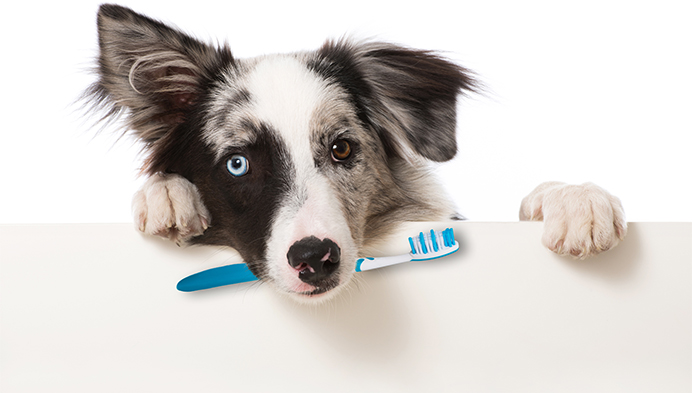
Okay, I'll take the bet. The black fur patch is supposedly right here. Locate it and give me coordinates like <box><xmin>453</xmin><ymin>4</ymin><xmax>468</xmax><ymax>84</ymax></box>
<box><xmin>169</xmin><ymin>120</ymin><xmax>295</xmax><ymax>279</ymax></box>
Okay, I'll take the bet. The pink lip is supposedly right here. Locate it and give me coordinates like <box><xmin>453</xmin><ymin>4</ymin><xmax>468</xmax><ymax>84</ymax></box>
<box><xmin>288</xmin><ymin>279</ymin><xmax>337</xmax><ymax>297</ymax></box>
<box><xmin>290</xmin><ymin>281</ymin><xmax>318</xmax><ymax>294</ymax></box>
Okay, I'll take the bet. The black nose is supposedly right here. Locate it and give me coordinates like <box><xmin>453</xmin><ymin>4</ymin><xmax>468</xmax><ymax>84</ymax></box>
<box><xmin>287</xmin><ymin>237</ymin><xmax>341</xmax><ymax>284</ymax></box>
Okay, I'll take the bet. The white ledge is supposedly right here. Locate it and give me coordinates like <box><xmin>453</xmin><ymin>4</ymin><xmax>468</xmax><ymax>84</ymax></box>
<box><xmin>1</xmin><ymin>222</ymin><xmax>690</xmax><ymax>392</ymax></box>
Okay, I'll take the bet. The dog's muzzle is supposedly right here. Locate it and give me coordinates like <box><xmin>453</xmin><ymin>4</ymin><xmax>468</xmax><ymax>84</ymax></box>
<box><xmin>287</xmin><ymin>236</ymin><xmax>341</xmax><ymax>285</ymax></box>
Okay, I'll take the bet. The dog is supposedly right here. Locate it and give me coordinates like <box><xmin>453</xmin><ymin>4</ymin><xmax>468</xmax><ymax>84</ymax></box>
<box><xmin>86</xmin><ymin>4</ymin><xmax>627</xmax><ymax>302</ymax></box>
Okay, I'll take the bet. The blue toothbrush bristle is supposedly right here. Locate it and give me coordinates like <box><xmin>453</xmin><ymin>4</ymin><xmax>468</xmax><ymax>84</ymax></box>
<box><xmin>419</xmin><ymin>232</ymin><xmax>428</xmax><ymax>253</ymax></box>
<box><xmin>431</xmin><ymin>229</ymin><xmax>439</xmax><ymax>252</ymax></box>
<box><xmin>408</xmin><ymin>228</ymin><xmax>456</xmax><ymax>255</ymax></box>
<box><xmin>409</xmin><ymin>237</ymin><xmax>416</xmax><ymax>254</ymax></box>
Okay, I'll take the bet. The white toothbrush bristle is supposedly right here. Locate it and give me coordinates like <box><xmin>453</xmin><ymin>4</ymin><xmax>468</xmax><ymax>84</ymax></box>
<box><xmin>408</xmin><ymin>228</ymin><xmax>456</xmax><ymax>255</ymax></box>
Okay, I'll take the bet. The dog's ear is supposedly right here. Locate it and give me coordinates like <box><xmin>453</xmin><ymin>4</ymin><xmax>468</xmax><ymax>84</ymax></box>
<box><xmin>314</xmin><ymin>40</ymin><xmax>477</xmax><ymax>162</ymax></box>
<box><xmin>86</xmin><ymin>4</ymin><xmax>234</xmax><ymax>145</ymax></box>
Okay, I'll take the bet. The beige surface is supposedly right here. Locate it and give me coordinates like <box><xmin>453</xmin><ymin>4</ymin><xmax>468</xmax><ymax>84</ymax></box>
<box><xmin>1</xmin><ymin>222</ymin><xmax>690</xmax><ymax>392</ymax></box>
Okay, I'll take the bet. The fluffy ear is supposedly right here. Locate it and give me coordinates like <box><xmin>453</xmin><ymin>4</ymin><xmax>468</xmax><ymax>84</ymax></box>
<box><xmin>85</xmin><ymin>4</ymin><xmax>234</xmax><ymax>145</ymax></box>
<box><xmin>313</xmin><ymin>40</ymin><xmax>477</xmax><ymax>162</ymax></box>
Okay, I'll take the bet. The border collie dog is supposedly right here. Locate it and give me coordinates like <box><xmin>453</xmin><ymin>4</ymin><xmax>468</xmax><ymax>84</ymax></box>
<box><xmin>87</xmin><ymin>4</ymin><xmax>627</xmax><ymax>302</ymax></box>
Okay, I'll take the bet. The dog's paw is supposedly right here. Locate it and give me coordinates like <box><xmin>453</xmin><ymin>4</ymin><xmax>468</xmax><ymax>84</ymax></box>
<box><xmin>132</xmin><ymin>173</ymin><xmax>211</xmax><ymax>245</ymax></box>
<box><xmin>520</xmin><ymin>181</ymin><xmax>627</xmax><ymax>258</ymax></box>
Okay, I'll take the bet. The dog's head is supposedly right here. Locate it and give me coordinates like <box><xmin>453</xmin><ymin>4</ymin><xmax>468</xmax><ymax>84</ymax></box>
<box><xmin>88</xmin><ymin>4</ymin><xmax>475</xmax><ymax>302</ymax></box>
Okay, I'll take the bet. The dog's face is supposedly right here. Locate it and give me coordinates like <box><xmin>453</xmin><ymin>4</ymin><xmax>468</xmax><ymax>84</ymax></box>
<box><xmin>88</xmin><ymin>5</ymin><xmax>474</xmax><ymax>302</ymax></box>
<box><xmin>196</xmin><ymin>56</ymin><xmax>383</xmax><ymax>298</ymax></box>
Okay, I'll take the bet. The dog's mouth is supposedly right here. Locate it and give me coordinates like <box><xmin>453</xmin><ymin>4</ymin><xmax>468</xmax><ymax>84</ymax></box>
<box><xmin>296</xmin><ymin>280</ymin><xmax>340</xmax><ymax>297</ymax></box>
<box><xmin>262</xmin><ymin>231</ymin><xmax>357</xmax><ymax>302</ymax></box>
<box><xmin>289</xmin><ymin>275</ymin><xmax>342</xmax><ymax>299</ymax></box>
<box><xmin>297</xmin><ymin>288</ymin><xmax>330</xmax><ymax>297</ymax></box>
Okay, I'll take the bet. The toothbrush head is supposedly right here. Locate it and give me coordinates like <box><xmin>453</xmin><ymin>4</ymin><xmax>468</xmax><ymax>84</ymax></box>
<box><xmin>408</xmin><ymin>228</ymin><xmax>459</xmax><ymax>261</ymax></box>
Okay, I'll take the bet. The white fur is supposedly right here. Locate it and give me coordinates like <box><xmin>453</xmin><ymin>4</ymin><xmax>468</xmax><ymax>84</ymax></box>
<box><xmin>244</xmin><ymin>56</ymin><xmax>358</xmax><ymax>301</ymax></box>
<box><xmin>264</xmin><ymin>174</ymin><xmax>357</xmax><ymax>302</ymax></box>
<box><xmin>132</xmin><ymin>173</ymin><xmax>210</xmax><ymax>245</ymax></box>
<box><xmin>202</xmin><ymin>55</ymin><xmax>331</xmax><ymax>161</ymax></box>
<box><xmin>520</xmin><ymin>181</ymin><xmax>627</xmax><ymax>258</ymax></box>
<box><xmin>246</xmin><ymin>56</ymin><xmax>326</xmax><ymax>144</ymax></box>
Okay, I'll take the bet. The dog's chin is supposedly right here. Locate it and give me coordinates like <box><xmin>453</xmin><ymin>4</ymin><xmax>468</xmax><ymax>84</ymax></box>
<box><xmin>281</xmin><ymin>273</ymin><xmax>353</xmax><ymax>305</ymax></box>
<box><xmin>282</xmin><ymin>279</ymin><xmax>344</xmax><ymax>304</ymax></box>
<box><xmin>287</xmin><ymin>286</ymin><xmax>342</xmax><ymax>304</ymax></box>
<box><xmin>269</xmin><ymin>262</ymin><xmax>356</xmax><ymax>304</ymax></box>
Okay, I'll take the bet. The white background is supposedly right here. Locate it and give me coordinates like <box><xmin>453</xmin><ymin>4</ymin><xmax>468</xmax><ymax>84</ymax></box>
<box><xmin>1</xmin><ymin>0</ymin><xmax>690</xmax><ymax>223</ymax></box>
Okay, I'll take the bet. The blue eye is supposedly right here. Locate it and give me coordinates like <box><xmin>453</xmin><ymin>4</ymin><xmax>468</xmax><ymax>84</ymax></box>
<box><xmin>226</xmin><ymin>155</ymin><xmax>249</xmax><ymax>177</ymax></box>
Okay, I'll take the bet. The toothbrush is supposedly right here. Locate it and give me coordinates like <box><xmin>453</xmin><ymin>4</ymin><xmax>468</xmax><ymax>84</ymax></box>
<box><xmin>177</xmin><ymin>228</ymin><xmax>459</xmax><ymax>292</ymax></box>
<box><xmin>355</xmin><ymin>227</ymin><xmax>458</xmax><ymax>272</ymax></box>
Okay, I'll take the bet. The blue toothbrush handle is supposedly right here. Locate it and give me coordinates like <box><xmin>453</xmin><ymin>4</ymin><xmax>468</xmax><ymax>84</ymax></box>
<box><xmin>176</xmin><ymin>263</ymin><xmax>259</xmax><ymax>292</ymax></box>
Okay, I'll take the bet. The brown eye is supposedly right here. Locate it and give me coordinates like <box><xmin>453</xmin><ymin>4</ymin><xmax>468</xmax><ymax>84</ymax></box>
<box><xmin>331</xmin><ymin>139</ymin><xmax>352</xmax><ymax>161</ymax></box>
